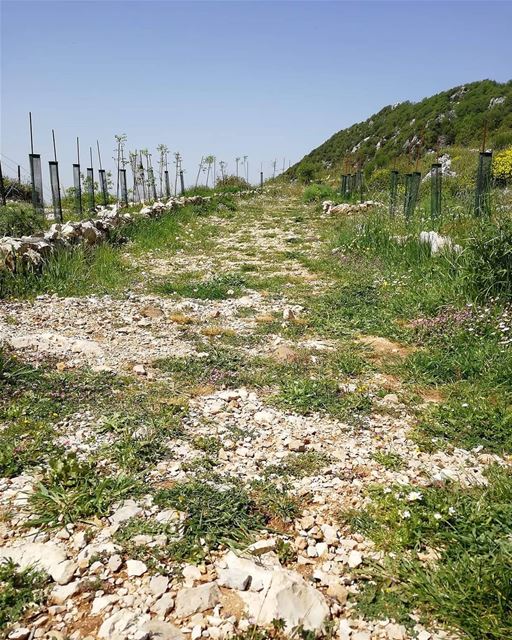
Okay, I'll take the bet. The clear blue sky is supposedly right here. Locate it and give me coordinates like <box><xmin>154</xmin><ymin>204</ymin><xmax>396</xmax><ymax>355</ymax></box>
<box><xmin>1</xmin><ymin>0</ymin><xmax>511</xmax><ymax>190</ymax></box>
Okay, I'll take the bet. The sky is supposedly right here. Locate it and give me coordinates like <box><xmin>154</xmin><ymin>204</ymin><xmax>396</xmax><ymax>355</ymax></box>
<box><xmin>1</xmin><ymin>0</ymin><xmax>512</xmax><ymax>192</ymax></box>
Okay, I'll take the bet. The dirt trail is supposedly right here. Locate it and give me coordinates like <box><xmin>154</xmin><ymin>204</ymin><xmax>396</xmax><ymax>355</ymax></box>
<box><xmin>0</xmin><ymin>192</ymin><xmax>495</xmax><ymax>640</ymax></box>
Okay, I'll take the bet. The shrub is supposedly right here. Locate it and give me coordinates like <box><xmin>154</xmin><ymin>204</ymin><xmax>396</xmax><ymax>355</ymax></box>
<box><xmin>492</xmin><ymin>147</ymin><xmax>512</xmax><ymax>184</ymax></box>
<box><xmin>303</xmin><ymin>184</ymin><xmax>337</xmax><ymax>203</ymax></box>
<box><xmin>0</xmin><ymin>203</ymin><xmax>46</xmax><ymax>237</ymax></box>
<box><xmin>464</xmin><ymin>218</ymin><xmax>512</xmax><ymax>301</ymax></box>
<box><xmin>215</xmin><ymin>175</ymin><xmax>250</xmax><ymax>191</ymax></box>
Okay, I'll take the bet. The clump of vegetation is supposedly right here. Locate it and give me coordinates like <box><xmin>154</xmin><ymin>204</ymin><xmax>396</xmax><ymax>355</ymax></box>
<box><xmin>265</xmin><ymin>451</ymin><xmax>330</xmax><ymax>479</ymax></box>
<box><xmin>0</xmin><ymin>203</ymin><xmax>46</xmax><ymax>237</ymax></box>
<box><xmin>372</xmin><ymin>451</ymin><xmax>405</xmax><ymax>471</ymax></box>
<box><xmin>303</xmin><ymin>184</ymin><xmax>338</xmax><ymax>203</ymax></box>
<box><xmin>346</xmin><ymin>466</ymin><xmax>512</xmax><ymax>639</ymax></box>
<box><xmin>0</xmin><ymin>559</ymin><xmax>48</xmax><ymax>630</ymax></box>
<box><xmin>152</xmin><ymin>474</ymin><xmax>299</xmax><ymax>562</ymax></box>
<box><xmin>156</xmin><ymin>272</ymin><xmax>247</xmax><ymax>300</ymax></box>
<box><xmin>215</xmin><ymin>175</ymin><xmax>251</xmax><ymax>192</ymax></box>
<box><xmin>28</xmin><ymin>454</ymin><xmax>139</xmax><ymax>527</ymax></box>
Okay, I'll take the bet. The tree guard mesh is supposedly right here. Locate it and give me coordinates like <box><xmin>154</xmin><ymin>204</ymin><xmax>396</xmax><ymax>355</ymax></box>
<box><xmin>49</xmin><ymin>161</ymin><xmax>62</xmax><ymax>222</ymax></box>
<box><xmin>73</xmin><ymin>163</ymin><xmax>82</xmax><ymax>215</ymax></box>
<box><xmin>389</xmin><ymin>170</ymin><xmax>399</xmax><ymax>216</ymax></box>
<box><xmin>340</xmin><ymin>174</ymin><xmax>347</xmax><ymax>197</ymax></box>
<box><xmin>430</xmin><ymin>163</ymin><xmax>442</xmax><ymax>219</ymax></box>
<box><xmin>403</xmin><ymin>173</ymin><xmax>412</xmax><ymax>217</ymax></box>
<box><xmin>408</xmin><ymin>171</ymin><xmax>421</xmax><ymax>218</ymax></box>
<box><xmin>99</xmin><ymin>169</ymin><xmax>109</xmax><ymax>206</ymax></box>
<box><xmin>164</xmin><ymin>170</ymin><xmax>171</xmax><ymax>198</ymax></box>
<box><xmin>120</xmin><ymin>169</ymin><xmax>128</xmax><ymax>206</ymax></box>
<box><xmin>29</xmin><ymin>154</ymin><xmax>44</xmax><ymax>212</ymax></box>
<box><xmin>147</xmin><ymin>167</ymin><xmax>157</xmax><ymax>201</ymax></box>
<box><xmin>87</xmin><ymin>168</ymin><xmax>95</xmax><ymax>211</ymax></box>
<box><xmin>474</xmin><ymin>151</ymin><xmax>492</xmax><ymax>217</ymax></box>
<box><xmin>355</xmin><ymin>170</ymin><xmax>363</xmax><ymax>202</ymax></box>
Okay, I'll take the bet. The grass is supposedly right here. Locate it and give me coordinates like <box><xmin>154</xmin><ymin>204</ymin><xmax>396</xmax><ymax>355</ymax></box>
<box><xmin>27</xmin><ymin>453</ymin><xmax>139</xmax><ymax>527</ymax></box>
<box><xmin>152</xmin><ymin>473</ymin><xmax>300</xmax><ymax>562</ymax></box>
<box><xmin>345</xmin><ymin>466</ymin><xmax>512</xmax><ymax>639</ymax></box>
<box><xmin>155</xmin><ymin>272</ymin><xmax>247</xmax><ymax>300</ymax></box>
<box><xmin>0</xmin><ymin>559</ymin><xmax>48</xmax><ymax>630</ymax></box>
<box><xmin>372</xmin><ymin>451</ymin><xmax>405</xmax><ymax>471</ymax></box>
<box><xmin>0</xmin><ymin>244</ymin><xmax>132</xmax><ymax>299</ymax></box>
<box><xmin>265</xmin><ymin>451</ymin><xmax>330</xmax><ymax>479</ymax></box>
<box><xmin>153</xmin><ymin>476</ymin><xmax>266</xmax><ymax>561</ymax></box>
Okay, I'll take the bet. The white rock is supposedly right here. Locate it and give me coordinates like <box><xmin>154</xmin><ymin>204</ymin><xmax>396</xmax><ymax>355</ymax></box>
<box><xmin>0</xmin><ymin>543</ymin><xmax>76</xmax><ymax>584</ymax></box>
<box><xmin>91</xmin><ymin>594</ymin><xmax>119</xmax><ymax>615</ymax></box>
<box><xmin>108</xmin><ymin>554</ymin><xmax>123</xmax><ymax>572</ymax></box>
<box><xmin>98</xmin><ymin>610</ymin><xmax>138</xmax><ymax>638</ymax></box>
<box><xmin>251</xmin><ymin>568</ymin><xmax>329</xmax><ymax>632</ymax></box>
<box><xmin>110</xmin><ymin>499</ymin><xmax>142</xmax><ymax>525</ymax></box>
<box><xmin>139</xmin><ymin>621</ymin><xmax>183</xmax><ymax>640</ymax></box>
<box><xmin>385</xmin><ymin>623</ymin><xmax>407</xmax><ymax>640</ymax></box>
<box><xmin>348</xmin><ymin>550</ymin><xmax>363</xmax><ymax>568</ymax></box>
<box><xmin>150</xmin><ymin>575</ymin><xmax>170</xmax><ymax>597</ymax></box>
<box><xmin>50</xmin><ymin>581</ymin><xmax>81</xmax><ymax>605</ymax></box>
<box><xmin>151</xmin><ymin>593</ymin><xmax>175</xmax><ymax>617</ymax></box>
<box><xmin>174</xmin><ymin>583</ymin><xmax>222</xmax><ymax>618</ymax></box>
<box><xmin>321</xmin><ymin>524</ymin><xmax>339</xmax><ymax>545</ymax></box>
<box><xmin>126</xmin><ymin>559</ymin><xmax>148</xmax><ymax>576</ymax></box>
<box><xmin>8</xmin><ymin>629</ymin><xmax>30</xmax><ymax>640</ymax></box>
<box><xmin>216</xmin><ymin>568</ymin><xmax>252</xmax><ymax>591</ymax></box>
<box><xmin>338</xmin><ymin>619</ymin><xmax>352</xmax><ymax>640</ymax></box>
<box><xmin>183</xmin><ymin>564</ymin><xmax>202</xmax><ymax>581</ymax></box>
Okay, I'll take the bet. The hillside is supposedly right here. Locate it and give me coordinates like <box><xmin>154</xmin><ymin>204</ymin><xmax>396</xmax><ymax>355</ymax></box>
<box><xmin>287</xmin><ymin>79</ymin><xmax>512</xmax><ymax>180</ymax></box>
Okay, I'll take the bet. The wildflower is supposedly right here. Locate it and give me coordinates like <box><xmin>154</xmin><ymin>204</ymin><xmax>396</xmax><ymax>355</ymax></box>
<box><xmin>406</xmin><ymin>491</ymin><xmax>423</xmax><ymax>502</ymax></box>
<box><xmin>461</xmin><ymin>403</ymin><xmax>469</xmax><ymax>408</ymax></box>
<box><xmin>433</xmin><ymin>513</ymin><xmax>442</xmax><ymax>520</ymax></box>
<box><xmin>401</xmin><ymin>510</ymin><xmax>411</xmax><ymax>519</ymax></box>
<box><xmin>448</xmin><ymin>507</ymin><xmax>456</xmax><ymax>515</ymax></box>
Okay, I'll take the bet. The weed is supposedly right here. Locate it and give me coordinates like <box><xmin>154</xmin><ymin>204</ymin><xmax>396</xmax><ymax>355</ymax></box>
<box><xmin>372</xmin><ymin>451</ymin><xmax>405</xmax><ymax>471</ymax></box>
<box><xmin>192</xmin><ymin>435</ymin><xmax>222</xmax><ymax>455</ymax></box>
<box><xmin>28</xmin><ymin>454</ymin><xmax>139</xmax><ymax>527</ymax></box>
<box><xmin>0</xmin><ymin>559</ymin><xmax>48</xmax><ymax>630</ymax></box>
<box><xmin>346</xmin><ymin>465</ymin><xmax>512</xmax><ymax>638</ymax></box>
<box><xmin>156</xmin><ymin>273</ymin><xmax>247</xmax><ymax>300</ymax></box>
<box><xmin>265</xmin><ymin>452</ymin><xmax>330</xmax><ymax>479</ymax></box>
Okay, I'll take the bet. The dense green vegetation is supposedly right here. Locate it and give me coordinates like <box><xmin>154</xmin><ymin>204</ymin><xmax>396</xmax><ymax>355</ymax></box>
<box><xmin>287</xmin><ymin>79</ymin><xmax>512</xmax><ymax>180</ymax></box>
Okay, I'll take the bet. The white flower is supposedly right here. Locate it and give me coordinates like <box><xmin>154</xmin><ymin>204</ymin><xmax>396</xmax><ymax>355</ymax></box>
<box><xmin>401</xmin><ymin>510</ymin><xmax>411</xmax><ymax>519</ymax></box>
<box><xmin>406</xmin><ymin>491</ymin><xmax>423</xmax><ymax>502</ymax></box>
<box><xmin>383</xmin><ymin>487</ymin><xmax>392</xmax><ymax>494</ymax></box>
<box><xmin>448</xmin><ymin>507</ymin><xmax>456</xmax><ymax>515</ymax></box>
<box><xmin>433</xmin><ymin>512</ymin><xmax>442</xmax><ymax>520</ymax></box>
<box><xmin>461</xmin><ymin>403</ymin><xmax>469</xmax><ymax>408</ymax></box>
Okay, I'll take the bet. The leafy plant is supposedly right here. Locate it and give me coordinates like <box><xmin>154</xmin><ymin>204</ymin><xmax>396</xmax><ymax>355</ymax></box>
<box><xmin>0</xmin><ymin>560</ymin><xmax>48</xmax><ymax>630</ymax></box>
<box><xmin>28</xmin><ymin>454</ymin><xmax>139</xmax><ymax>527</ymax></box>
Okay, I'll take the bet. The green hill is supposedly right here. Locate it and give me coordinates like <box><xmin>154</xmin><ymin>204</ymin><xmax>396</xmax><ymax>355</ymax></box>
<box><xmin>287</xmin><ymin>79</ymin><xmax>512</xmax><ymax>181</ymax></box>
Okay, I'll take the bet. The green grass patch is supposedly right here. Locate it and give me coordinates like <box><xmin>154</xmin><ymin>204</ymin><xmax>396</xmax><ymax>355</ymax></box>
<box><xmin>345</xmin><ymin>465</ymin><xmax>512</xmax><ymax>638</ymax></box>
<box><xmin>27</xmin><ymin>454</ymin><xmax>140</xmax><ymax>527</ymax></box>
<box><xmin>155</xmin><ymin>273</ymin><xmax>247</xmax><ymax>300</ymax></box>
<box><xmin>0</xmin><ymin>559</ymin><xmax>48</xmax><ymax>630</ymax></box>
<box><xmin>265</xmin><ymin>451</ymin><xmax>330</xmax><ymax>479</ymax></box>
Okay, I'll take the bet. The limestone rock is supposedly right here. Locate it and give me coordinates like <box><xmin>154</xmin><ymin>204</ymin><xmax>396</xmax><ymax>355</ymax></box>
<box><xmin>174</xmin><ymin>582</ymin><xmax>222</xmax><ymax>618</ymax></box>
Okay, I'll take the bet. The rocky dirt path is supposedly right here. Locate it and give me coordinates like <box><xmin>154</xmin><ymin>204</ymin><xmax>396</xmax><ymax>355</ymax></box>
<box><xmin>0</xmin><ymin>191</ymin><xmax>500</xmax><ymax>640</ymax></box>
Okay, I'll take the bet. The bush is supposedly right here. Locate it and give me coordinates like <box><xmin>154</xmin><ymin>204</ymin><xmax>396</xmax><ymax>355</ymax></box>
<box><xmin>215</xmin><ymin>175</ymin><xmax>251</xmax><ymax>192</ymax></box>
<box><xmin>492</xmin><ymin>147</ymin><xmax>512</xmax><ymax>184</ymax></box>
<box><xmin>0</xmin><ymin>203</ymin><xmax>46</xmax><ymax>237</ymax></box>
<box><xmin>464</xmin><ymin>218</ymin><xmax>512</xmax><ymax>301</ymax></box>
<box><xmin>303</xmin><ymin>184</ymin><xmax>337</xmax><ymax>203</ymax></box>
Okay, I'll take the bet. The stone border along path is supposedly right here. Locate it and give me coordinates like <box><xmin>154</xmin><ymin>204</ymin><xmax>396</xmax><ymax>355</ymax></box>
<box><xmin>0</xmin><ymin>190</ymin><xmax>260</xmax><ymax>272</ymax></box>
<box><xmin>0</xmin><ymin>187</ymin><xmax>503</xmax><ymax>640</ymax></box>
